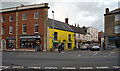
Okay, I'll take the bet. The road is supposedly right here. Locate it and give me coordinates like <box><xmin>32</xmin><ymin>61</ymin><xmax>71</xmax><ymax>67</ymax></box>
<box><xmin>1</xmin><ymin>48</ymin><xmax>120</xmax><ymax>70</ymax></box>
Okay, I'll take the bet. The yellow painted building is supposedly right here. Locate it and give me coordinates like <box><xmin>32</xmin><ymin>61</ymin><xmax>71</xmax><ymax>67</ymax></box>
<box><xmin>48</xmin><ymin>28</ymin><xmax>75</xmax><ymax>51</ymax></box>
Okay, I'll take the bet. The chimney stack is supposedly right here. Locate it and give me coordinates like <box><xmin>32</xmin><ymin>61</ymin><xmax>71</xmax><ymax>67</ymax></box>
<box><xmin>106</xmin><ymin>8</ymin><xmax>109</xmax><ymax>14</ymax></box>
<box><xmin>65</xmin><ymin>18</ymin><xmax>68</xmax><ymax>24</ymax></box>
<box><xmin>21</xmin><ymin>4</ymin><xmax>24</xmax><ymax>7</ymax></box>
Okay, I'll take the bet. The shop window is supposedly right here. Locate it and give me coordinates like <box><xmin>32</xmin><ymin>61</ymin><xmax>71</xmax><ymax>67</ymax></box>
<box><xmin>7</xmin><ymin>39</ymin><xmax>15</xmax><ymax>48</ymax></box>
<box><xmin>54</xmin><ymin>32</ymin><xmax>58</xmax><ymax>40</ymax></box>
<box><xmin>22</xmin><ymin>13</ymin><xmax>27</xmax><ymax>20</ymax></box>
<box><xmin>9</xmin><ymin>26</ymin><xmax>13</xmax><ymax>34</ymax></box>
<box><xmin>114</xmin><ymin>26</ymin><xmax>120</xmax><ymax>34</ymax></box>
<box><xmin>9</xmin><ymin>15</ymin><xmax>13</xmax><ymax>22</ymax></box>
<box><xmin>68</xmin><ymin>43</ymin><xmax>72</xmax><ymax>49</ymax></box>
<box><xmin>34</xmin><ymin>12</ymin><xmax>39</xmax><ymax>19</ymax></box>
<box><xmin>34</xmin><ymin>23</ymin><xmax>39</xmax><ymax>33</ymax></box>
<box><xmin>22</xmin><ymin>24</ymin><xmax>27</xmax><ymax>34</ymax></box>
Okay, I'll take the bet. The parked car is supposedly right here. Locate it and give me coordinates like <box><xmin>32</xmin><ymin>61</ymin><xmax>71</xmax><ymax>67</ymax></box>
<box><xmin>108</xmin><ymin>45</ymin><xmax>117</xmax><ymax>48</ymax></box>
<box><xmin>90</xmin><ymin>44</ymin><xmax>100</xmax><ymax>51</ymax></box>
<box><xmin>80</xmin><ymin>44</ymin><xmax>89</xmax><ymax>50</ymax></box>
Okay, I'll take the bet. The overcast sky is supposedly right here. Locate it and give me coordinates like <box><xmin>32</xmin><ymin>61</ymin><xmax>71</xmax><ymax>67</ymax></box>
<box><xmin>1</xmin><ymin>0</ymin><xmax>120</xmax><ymax>32</ymax></box>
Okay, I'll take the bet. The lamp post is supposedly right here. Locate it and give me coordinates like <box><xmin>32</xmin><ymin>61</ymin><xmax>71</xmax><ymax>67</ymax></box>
<box><xmin>52</xmin><ymin>10</ymin><xmax>54</xmax><ymax>51</ymax></box>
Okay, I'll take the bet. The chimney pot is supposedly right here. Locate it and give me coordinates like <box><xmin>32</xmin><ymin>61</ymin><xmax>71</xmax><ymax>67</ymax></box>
<box><xmin>65</xmin><ymin>18</ymin><xmax>68</xmax><ymax>24</ymax></box>
<box><xmin>106</xmin><ymin>8</ymin><xmax>109</xmax><ymax>14</ymax></box>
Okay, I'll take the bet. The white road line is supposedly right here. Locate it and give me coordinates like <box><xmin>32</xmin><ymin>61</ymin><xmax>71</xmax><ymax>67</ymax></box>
<box><xmin>0</xmin><ymin>66</ymin><xmax>10</xmax><ymax>69</ymax></box>
<box><xmin>96</xmin><ymin>67</ymin><xmax>109</xmax><ymax>69</ymax></box>
<box><xmin>62</xmin><ymin>67</ymin><xmax>76</xmax><ymax>69</ymax></box>
<box><xmin>80</xmin><ymin>67</ymin><xmax>93</xmax><ymax>69</ymax></box>
<box><xmin>28</xmin><ymin>66</ymin><xmax>40</xmax><ymax>69</ymax></box>
<box><xmin>113</xmin><ymin>66</ymin><xmax>120</xmax><ymax>68</ymax></box>
<box><xmin>12</xmin><ymin>66</ymin><xmax>24</xmax><ymax>69</ymax></box>
<box><xmin>45</xmin><ymin>67</ymin><xmax>57</xmax><ymax>69</ymax></box>
<box><xmin>110</xmin><ymin>52</ymin><xmax>115</xmax><ymax>53</ymax></box>
<box><xmin>93</xmin><ymin>52</ymin><xmax>98</xmax><ymax>56</ymax></box>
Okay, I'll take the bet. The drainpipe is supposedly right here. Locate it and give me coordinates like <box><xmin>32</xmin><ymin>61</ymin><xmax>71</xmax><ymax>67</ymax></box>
<box><xmin>16</xmin><ymin>7</ymin><xmax>18</xmax><ymax>49</ymax></box>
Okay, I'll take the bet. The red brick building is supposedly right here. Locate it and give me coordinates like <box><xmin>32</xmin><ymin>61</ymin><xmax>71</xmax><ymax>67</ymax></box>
<box><xmin>1</xmin><ymin>3</ymin><xmax>49</xmax><ymax>51</ymax></box>
<box><xmin>98</xmin><ymin>31</ymin><xmax>104</xmax><ymax>47</ymax></box>
<box><xmin>0</xmin><ymin>14</ymin><xmax>1</xmax><ymax>50</ymax></box>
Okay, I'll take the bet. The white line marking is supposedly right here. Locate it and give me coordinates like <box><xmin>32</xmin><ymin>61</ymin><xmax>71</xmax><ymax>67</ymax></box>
<box><xmin>96</xmin><ymin>67</ymin><xmax>109</xmax><ymax>69</ymax></box>
<box><xmin>28</xmin><ymin>66</ymin><xmax>40</xmax><ymax>69</ymax></box>
<box><xmin>93</xmin><ymin>52</ymin><xmax>98</xmax><ymax>56</ymax></box>
<box><xmin>45</xmin><ymin>67</ymin><xmax>57</xmax><ymax>69</ymax></box>
<box><xmin>80</xmin><ymin>67</ymin><xmax>93</xmax><ymax>69</ymax></box>
<box><xmin>110</xmin><ymin>52</ymin><xmax>115</xmax><ymax>53</ymax></box>
<box><xmin>62</xmin><ymin>67</ymin><xmax>76</xmax><ymax>69</ymax></box>
<box><xmin>1</xmin><ymin>66</ymin><xmax>10</xmax><ymax>69</ymax></box>
<box><xmin>113</xmin><ymin>66</ymin><xmax>120</xmax><ymax>68</ymax></box>
<box><xmin>12</xmin><ymin>66</ymin><xmax>24</xmax><ymax>69</ymax></box>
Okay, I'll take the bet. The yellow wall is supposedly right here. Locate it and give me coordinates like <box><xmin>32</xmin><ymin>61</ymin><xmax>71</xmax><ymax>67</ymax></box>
<box><xmin>49</xmin><ymin>28</ymin><xmax>75</xmax><ymax>51</ymax></box>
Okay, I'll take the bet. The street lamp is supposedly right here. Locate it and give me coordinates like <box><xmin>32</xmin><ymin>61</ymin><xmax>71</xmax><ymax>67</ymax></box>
<box><xmin>52</xmin><ymin>10</ymin><xmax>54</xmax><ymax>51</ymax></box>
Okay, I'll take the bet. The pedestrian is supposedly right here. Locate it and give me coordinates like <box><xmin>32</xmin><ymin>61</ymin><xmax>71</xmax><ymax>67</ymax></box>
<box><xmin>103</xmin><ymin>43</ymin><xmax>106</xmax><ymax>50</ymax></box>
<box><xmin>58</xmin><ymin>43</ymin><xmax>61</xmax><ymax>53</ymax></box>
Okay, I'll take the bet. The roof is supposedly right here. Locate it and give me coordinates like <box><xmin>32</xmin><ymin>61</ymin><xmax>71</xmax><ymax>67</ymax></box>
<box><xmin>0</xmin><ymin>3</ymin><xmax>49</xmax><ymax>13</ymax></box>
<box><xmin>48</xmin><ymin>18</ymin><xmax>74</xmax><ymax>32</ymax></box>
<box><xmin>69</xmin><ymin>25</ymin><xmax>86</xmax><ymax>34</ymax></box>
<box><xmin>104</xmin><ymin>8</ymin><xmax>120</xmax><ymax>16</ymax></box>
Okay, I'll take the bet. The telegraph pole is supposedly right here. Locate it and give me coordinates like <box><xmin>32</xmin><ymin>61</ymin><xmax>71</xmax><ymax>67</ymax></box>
<box><xmin>16</xmin><ymin>7</ymin><xmax>18</xmax><ymax>49</ymax></box>
<box><xmin>52</xmin><ymin>10</ymin><xmax>54</xmax><ymax>51</ymax></box>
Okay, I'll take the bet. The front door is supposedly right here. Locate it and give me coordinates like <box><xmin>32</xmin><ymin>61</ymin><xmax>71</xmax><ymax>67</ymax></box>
<box><xmin>61</xmin><ymin>43</ymin><xmax>65</xmax><ymax>50</ymax></box>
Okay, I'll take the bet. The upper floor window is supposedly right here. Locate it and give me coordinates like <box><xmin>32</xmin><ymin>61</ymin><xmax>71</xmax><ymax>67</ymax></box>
<box><xmin>1</xmin><ymin>16</ymin><xmax>5</xmax><ymax>22</ymax></box>
<box><xmin>115</xmin><ymin>15</ymin><xmax>120</xmax><ymax>21</ymax></box>
<box><xmin>54</xmin><ymin>32</ymin><xmax>58</xmax><ymax>40</ymax></box>
<box><xmin>22</xmin><ymin>13</ymin><xmax>27</xmax><ymax>20</ymax></box>
<box><xmin>9</xmin><ymin>26</ymin><xmax>13</xmax><ymax>34</ymax></box>
<box><xmin>2</xmin><ymin>26</ymin><xmax>5</xmax><ymax>35</ymax></box>
<box><xmin>22</xmin><ymin>24</ymin><xmax>27</xmax><ymax>34</ymax></box>
<box><xmin>34</xmin><ymin>23</ymin><xmax>39</xmax><ymax>33</ymax></box>
<box><xmin>69</xmin><ymin>34</ymin><xmax>71</xmax><ymax>41</ymax></box>
<box><xmin>9</xmin><ymin>15</ymin><xmax>13</xmax><ymax>22</ymax></box>
<box><xmin>114</xmin><ymin>26</ymin><xmax>120</xmax><ymax>34</ymax></box>
<box><xmin>34</xmin><ymin>12</ymin><xmax>39</xmax><ymax>19</ymax></box>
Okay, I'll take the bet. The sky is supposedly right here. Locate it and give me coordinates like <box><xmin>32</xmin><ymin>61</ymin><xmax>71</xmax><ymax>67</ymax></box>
<box><xmin>1</xmin><ymin>0</ymin><xmax>120</xmax><ymax>32</ymax></box>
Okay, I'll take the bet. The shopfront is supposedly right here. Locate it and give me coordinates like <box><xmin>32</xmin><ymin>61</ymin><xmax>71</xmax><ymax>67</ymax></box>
<box><xmin>6</xmin><ymin>37</ymin><xmax>15</xmax><ymax>48</ymax></box>
<box><xmin>108</xmin><ymin>36</ymin><xmax>120</xmax><ymax>48</ymax></box>
<box><xmin>20</xmin><ymin>34</ymin><xmax>41</xmax><ymax>48</ymax></box>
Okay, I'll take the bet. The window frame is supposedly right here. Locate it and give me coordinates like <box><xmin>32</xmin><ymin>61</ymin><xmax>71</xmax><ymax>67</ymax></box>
<box><xmin>22</xmin><ymin>13</ymin><xmax>27</xmax><ymax>20</ymax></box>
<box><xmin>9</xmin><ymin>26</ymin><xmax>13</xmax><ymax>34</ymax></box>
<box><xmin>22</xmin><ymin>24</ymin><xmax>27</xmax><ymax>34</ymax></box>
<box><xmin>1</xmin><ymin>16</ymin><xmax>5</xmax><ymax>22</ymax></box>
<box><xmin>34</xmin><ymin>23</ymin><xmax>39</xmax><ymax>33</ymax></box>
<box><xmin>115</xmin><ymin>15</ymin><xmax>120</xmax><ymax>21</ymax></box>
<box><xmin>2</xmin><ymin>26</ymin><xmax>5</xmax><ymax>35</ymax></box>
<box><xmin>114</xmin><ymin>25</ymin><xmax>120</xmax><ymax>34</ymax></box>
<box><xmin>34</xmin><ymin>12</ymin><xmax>39</xmax><ymax>19</ymax></box>
<box><xmin>9</xmin><ymin>15</ymin><xmax>13</xmax><ymax>22</ymax></box>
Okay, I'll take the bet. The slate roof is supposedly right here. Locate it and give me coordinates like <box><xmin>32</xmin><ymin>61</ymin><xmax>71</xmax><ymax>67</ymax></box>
<box><xmin>104</xmin><ymin>8</ymin><xmax>120</xmax><ymax>16</ymax></box>
<box><xmin>69</xmin><ymin>25</ymin><xmax>86</xmax><ymax>34</ymax></box>
<box><xmin>48</xmin><ymin>18</ymin><xmax>74</xmax><ymax>32</ymax></box>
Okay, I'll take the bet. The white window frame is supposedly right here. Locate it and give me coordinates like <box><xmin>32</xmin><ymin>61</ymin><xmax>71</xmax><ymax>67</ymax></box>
<box><xmin>1</xmin><ymin>16</ymin><xmax>5</xmax><ymax>22</ymax></box>
<box><xmin>114</xmin><ymin>26</ymin><xmax>120</xmax><ymax>34</ymax></box>
<box><xmin>34</xmin><ymin>23</ymin><xmax>39</xmax><ymax>33</ymax></box>
<box><xmin>9</xmin><ymin>26</ymin><xmax>13</xmax><ymax>34</ymax></box>
<box><xmin>22</xmin><ymin>13</ymin><xmax>27</xmax><ymax>20</ymax></box>
<box><xmin>9</xmin><ymin>15</ymin><xmax>13</xmax><ymax>22</ymax></box>
<box><xmin>2</xmin><ymin>26</ymin><xmax>5</xmax><ymax>35</ymax></box>
<box><xmin>115</xmin><ymin>15</ymin><xmax>120</xmax><ymax>21</ymax></box>
<box><xmin>34</xmin><ymin>12</ymin><xmax>39</xmax><ymax>19</ymax></box>
<box><xmin>22</xmin><ymin>24</ymin><xmax>27</xmax><ymax>34</ymax></box>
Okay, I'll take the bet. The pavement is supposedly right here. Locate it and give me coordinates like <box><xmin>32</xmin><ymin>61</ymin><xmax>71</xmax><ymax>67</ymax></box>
<box><xmin>1</xmin><ymin>48</ymin><xmax>120</xmax><ymax>70</ymax></box>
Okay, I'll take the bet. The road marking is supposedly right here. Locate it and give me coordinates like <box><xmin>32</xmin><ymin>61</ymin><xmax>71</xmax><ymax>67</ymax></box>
<box><xmin>62</xmin><ymin>67</ymin><xmax>76</xmax><ymax>69</ymax></box>
<box><xmin>93</xmin><ymin>52</ymin><xmax>98</xmax><ymax>56</ymax></box>
<box><xmin>96</xmin><ymin>67</ymin><xmax>109</xmax><ymax>69</ymax></box>
<box><xmin>110</xmin><ymin>52</ymin><xmax>115</xmax><ymax>53</ymax></box>
<box><xmin>28</xmin><ymin>66</ymin><xmax>40</xmax><ymax>69</ymax></box>
<box><xmin>12</xmin><ymin>66</ymin><xmax>24</xmax><ymax>69</ymax></box>
<box><xmin>80</xmin><ymin>67</ymin><xmax>93</xmax><ymax>69</ymax></box>
<box><xmin>77</xmin><ymin>55</ymin><xmax>81</xmax><ymax>57</ymax></box>
<box><xmin>0</xmin><ymin>66</ymin><xmax>10</xmax><ymax>69</ymax></box>
<box><xmin>45</xmin><ymin>67</ymin><xmax>57</xmax><ymax>69</ymax></box>
<box><xmin>113</xmin><ymin>66</ymin><xmax>120</xmax><ymax>68</ymax></box>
